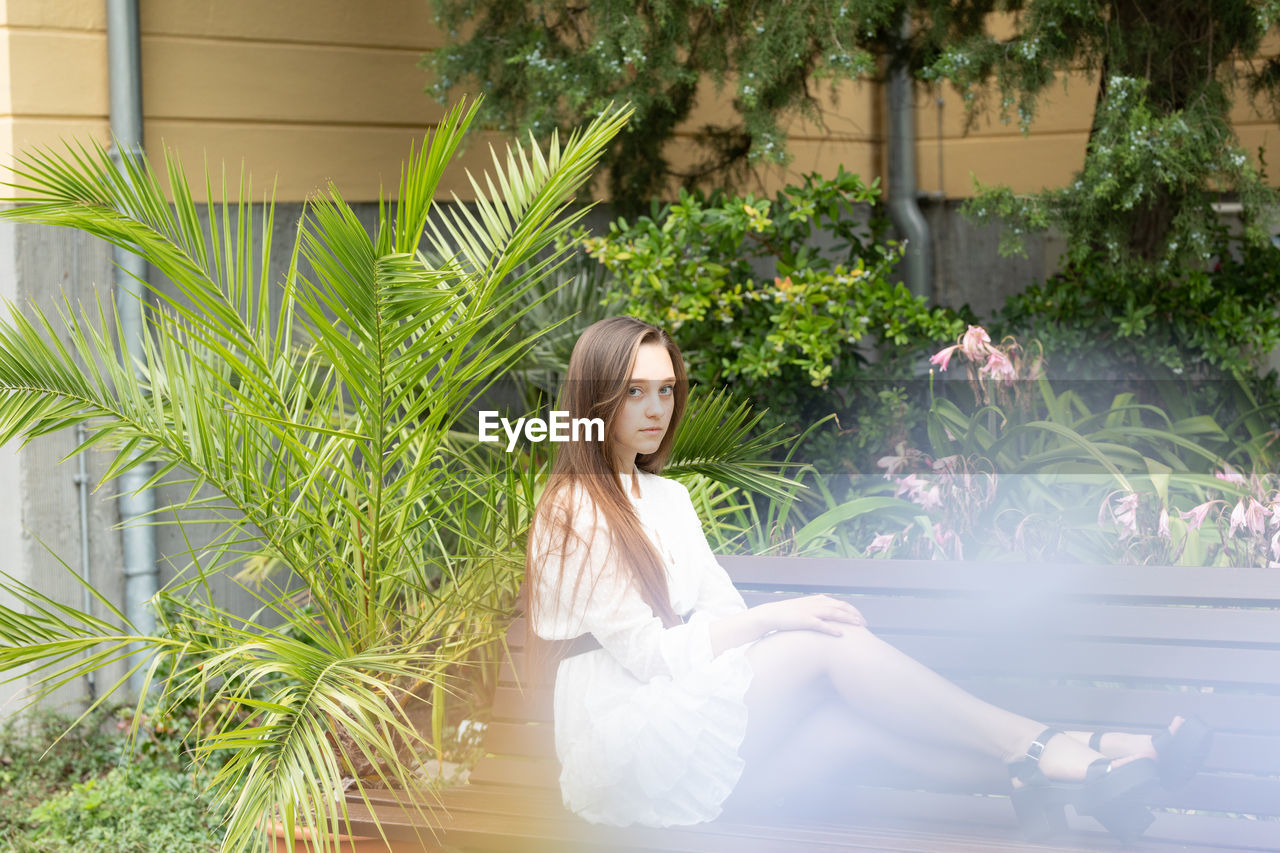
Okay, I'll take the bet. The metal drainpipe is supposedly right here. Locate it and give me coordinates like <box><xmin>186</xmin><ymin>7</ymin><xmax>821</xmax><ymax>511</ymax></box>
<box><xmin>73</xmin><ymin>229</ymin><xmax>96</xmax><ymax>702</ymax></box>
<box><xmin>75</xmin><ymin>421</ymin><xmax>96</xmax><ymax>702</ymax></box>
<box><xmin>886</xmin><ymin>16</ymin><xmax>933</xmax><ymax>301</ymax></box>
<box><xmin>107</xmin><ymin>0</ymin><xmax>158</xmax><ymax>696</ymax></box>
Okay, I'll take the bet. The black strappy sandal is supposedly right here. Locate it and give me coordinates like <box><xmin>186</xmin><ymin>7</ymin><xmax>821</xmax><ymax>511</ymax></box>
<box><xmin>1009</xmin><ymin>727</ymin><xmax>1161</xmax><ymax>842</ymax></box>
<box><xmin>1090</xmin><ymin>715</ymin><xmax>1213</xmax><ymax>790</ymax></box>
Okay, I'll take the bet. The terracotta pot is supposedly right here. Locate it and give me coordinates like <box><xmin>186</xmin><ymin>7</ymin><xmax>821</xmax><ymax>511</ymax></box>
<box><xmin>264</xmin><ymin>819</ymin><xmax>441</xmax><ymax>852</ymax></box>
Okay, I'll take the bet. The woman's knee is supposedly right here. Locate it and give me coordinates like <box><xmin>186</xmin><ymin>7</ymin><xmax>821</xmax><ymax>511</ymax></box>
<box><xmin>810</xmin><ymin>623</ymin><xmax>880</xmax><ymax>667</ymax></box>
<box><xmin>747</xmin><ymin>625</ymin><xmax>880</xmax><ymax>686</ymax></box>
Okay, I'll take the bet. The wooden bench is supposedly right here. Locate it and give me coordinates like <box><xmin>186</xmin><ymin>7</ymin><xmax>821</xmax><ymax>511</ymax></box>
<box><xmin>342</xmin><ymin>556</ymin><xmax>1280</xmax><ymax>852</ymax></box>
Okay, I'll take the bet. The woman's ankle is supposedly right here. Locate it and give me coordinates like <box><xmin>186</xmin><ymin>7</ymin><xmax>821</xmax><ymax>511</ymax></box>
<box><xmin>1010</xmin><ymin>729</ymin><xmax>1107</xmax><ymax>784</ymax></box>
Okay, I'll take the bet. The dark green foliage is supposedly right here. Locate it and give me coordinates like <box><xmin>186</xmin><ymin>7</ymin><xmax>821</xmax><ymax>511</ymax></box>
<box><xmin>427</xmin><ymin>0</ymin><xmax>1280</xmax><ymax>271</ymax></box>
<box><xmin>930</xmin><ymin>0</ymin><xmax>1280</xmax><ymax>273</ymax></box>
<box><xmin>995</xmin><ymin>244</ymin><xmax>1280</xmax><ymax>460</ymax></box>
<box><xmin>424</xmin><ymin>0</ymin><xmax>893</xmax><ymax>215</ymax></box>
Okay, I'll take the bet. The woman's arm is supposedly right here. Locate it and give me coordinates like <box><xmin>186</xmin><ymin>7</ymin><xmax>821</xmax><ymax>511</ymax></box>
<box><xmin>708</xmin><ymin>595</ymin><xmax>865</xmax><ymax>657</ymax></box>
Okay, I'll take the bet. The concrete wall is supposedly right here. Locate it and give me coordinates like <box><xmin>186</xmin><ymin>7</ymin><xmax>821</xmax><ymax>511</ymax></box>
<box><xmin>0</xmin><ymin>222</ymin><xmax>127</xmax><ymax>715</ymax></box>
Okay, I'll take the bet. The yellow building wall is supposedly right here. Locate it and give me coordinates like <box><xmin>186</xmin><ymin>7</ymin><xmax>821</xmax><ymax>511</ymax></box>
<box><xmin>2</xmin><ymin>0</ymin><xmax>1277</xmax><ymax>204</ymax></box>
<box><xmin>1</xmin><ymin>0</ymin><xmax>502</xmax><ymax>202</ymax></box>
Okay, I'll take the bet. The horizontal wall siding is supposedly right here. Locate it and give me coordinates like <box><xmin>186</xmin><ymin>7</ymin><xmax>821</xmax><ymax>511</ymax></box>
<box><xmin>143</xmin><ymin>0</ymin><xmax>444</xmax><ymax>50</ymax></box>
<box><xmin>142</xmin><ymin>121</ymin><xmax>549</xmax><ymax>204</ymax></box>
<box><xmin>5</xmin><ymin>27</ymin><xmax>106</xmax><ymax>116</ymax></box>
<box><xmin>0</xmin><ymin>0</ymin><xmax>441</xmax><ymax>47</ymax></box>
<box><xmin>1</xmin><ymin>0</ymin><xmax>1277</xmax><ymax>203</ymax></box>
<box><xmin>143</xmin><ymin>38</ymin><xmax>439</xmax><ymax>127</ymax></box>
<box><xmin>1</xmin><ymin>0</ymin><xmax>449</xmax><ymax>202</ymax></box>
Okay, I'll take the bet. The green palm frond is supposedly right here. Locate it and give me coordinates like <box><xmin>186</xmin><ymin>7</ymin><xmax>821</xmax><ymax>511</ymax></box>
<box><xmin>0</xmin><ymin>96</ymin><xmax>634</xmax><ymax>852</ymax></box>
<box><xmin>667</xmin><ymin>385</ymin><xmax>806</xmax><ymax>500</ymax></box>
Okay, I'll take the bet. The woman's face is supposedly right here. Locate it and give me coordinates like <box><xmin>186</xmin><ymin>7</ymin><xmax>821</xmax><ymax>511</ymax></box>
<box><xmin>609</xmin><ymin>342</ymin><xmax>676</xmax><ymax>472</ymax></box>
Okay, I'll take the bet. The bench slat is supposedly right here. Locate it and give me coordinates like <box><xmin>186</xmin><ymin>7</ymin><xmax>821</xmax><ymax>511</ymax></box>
<box><xmin>467</xmin><ymin>755</ymin><xmax>560</xmax><ymax>789</ymax></box>
<box><xmin>738</xmin><ymin>593</ymin><xmax>1280</xmax><ymax>646</ymax></box>
<box><xmin>817</xmin><ymin>787</ymin><xmax>1280</xmax><ymax>852</ymax></box>
<box><xmin>479</xmin><ymin>716</ymin><xmax>1280</xmax><ymax>779</ymax></box>
<box><xmin>492</xmin><ymin>681</ymin><xmax>1280</xmax><ymax>740</ymax></box>
<box><xmin>342</xmin><ymin>785</ymin><xmax>1280</xmax><ymax>853</ymax></box>
<box><xmin>509</xmin><ymin>599</ymin><xmax>1280</xmax><ymax>650</ymax></box>
<box><xmin>720</xmin><ymin>557</ymin><xmax>1280</xmax><ymax>605</ymax></box>
<box><xmin>885</xmin><ymin>635</ymin><xmax>1280</xmax><ymax>688</ymax></box>
<box><xmin>463</xmin><ymin>736</ymin><xmax>1280</xmax><ymax>818</ymax></box>
<box><xmin>498</xmin><ymin>635</ymin><xmax>1280</xmax><ymax>690</ymax></box>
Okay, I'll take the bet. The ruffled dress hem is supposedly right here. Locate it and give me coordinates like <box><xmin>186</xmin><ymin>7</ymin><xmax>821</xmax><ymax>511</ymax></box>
<box><xmin>556</xmin><ymin>642</ymin><xmax>755</xmax><ymax>828</ymax></box>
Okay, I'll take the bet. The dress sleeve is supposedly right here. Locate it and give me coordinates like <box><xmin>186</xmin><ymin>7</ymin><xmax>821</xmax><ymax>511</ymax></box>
<box><xmin>528</xmin><ymin>484</ymin><xmax>719</xmax><ymax>682</ymax></box>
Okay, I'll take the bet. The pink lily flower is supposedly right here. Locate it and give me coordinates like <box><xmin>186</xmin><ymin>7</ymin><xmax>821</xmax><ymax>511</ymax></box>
<box><xmin>1115</xmin><ymin>492</ymin><xmax>1140</xmax><ymax>540</ymax></box>
<box><xmin>934</xmin><ymin>527</ymin><xmax>963</xmax><ymax>559</ymax></box>
<box><xmin>981</xmin><ymin>350</ymin><xmax>1017</xmax><ymax>381</ymax></box>
<box><xmin>914</xmin><ymin>484</ymin><xmax>943</xmax><ymax>510</ymax></box>
<box><xmin>929</xmin><ymin>344</ymin><xmax>960</xmax><ymax>371</ymax></box>
<box><xmin>960</xmin><ymin>325</ymin><xmax>992</xmax><ymax>360</ymax></box>
<box><xmin>1226</xmin><ymin>498</ymin><xmax>1266</xmax><ymax>537</ymax></box>
<box><xmin>932</xmin><ymin>455</ymin><xmax>962</xmax><ymax>474</ymax></box>
<box><xmin>877</xmin><ymin>451</ymin><xmax>909</xmax><ymax>476</ymax></box>
<box><xmin>1271</xmin><ymin>528</ymin><xmax>1280</xmax><ymax>562</ymax></box>
<box><xmin>1158</xmin><ymin>507</ymin><xmax>1170</xmax><ymax>540</ymax></box>
<box><xmin>1180</xmin><ymin>501</ymin><xmax>1219</xmax><ymax>531</ymax></box>
<box><xmin>866</xmin><ymin>533</ymin><xmax>895</xmax><ymax>555</ymax></box>
<box><xmin>894</xmin><ymin>473</ymin><xmax>924</xmax><ymax>498</ymax></box>
<box><xmin>1229</xmin><ymin>499</ymin><xmax>1246</xmax><ymax>536</ymax></box>
<box><xmin>1215</xmin><ymin>465</ymin><xmax>1247</xmax><ymax>486</ymax></box>
<box><xmin>1245</xmin><ymin>498</ymin><xmax>1270</xmax><ymax>536</ymax></box>
<box><xmin>1100</xmin><ymin>491</ymin><xmax>1140</xmax><ymax>540</ymax></box>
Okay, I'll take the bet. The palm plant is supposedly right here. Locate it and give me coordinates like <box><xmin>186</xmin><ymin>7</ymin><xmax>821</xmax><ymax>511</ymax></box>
<box><xmin>0</xmin><ymin>97</ymin><xmax>644</xmax><ymax>852</ymax></box>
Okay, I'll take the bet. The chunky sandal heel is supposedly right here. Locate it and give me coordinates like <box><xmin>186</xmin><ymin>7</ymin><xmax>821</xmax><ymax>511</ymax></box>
<box><xmin>1008</xmin><ymin>728</ymin><xmax>1072</xmax><ymax>841</ymax></box>
<box><xmin>1010</xmin><ymin>786</ymin><xmax>1069</xmax><ymax>840</ymax></box>
<box><xmin>1077</xmin><ymin>754</ymin><xmax>1161</xmax><ymax>841</ymax></box>
<box><xmin>1009</xmin><ymin>727</ymin><xmax>1160</xmax><ymax>843</ymax></box>
<box><xmin>1090</xmin><ymin>798</ymin><xmax>1156</xmax><ymax>843</ymax></box>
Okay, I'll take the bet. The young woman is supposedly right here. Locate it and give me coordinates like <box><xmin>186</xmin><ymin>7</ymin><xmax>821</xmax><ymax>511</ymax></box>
<box><xmin>523</xmin><ymin>315</ymin><xmax>1210</xmax><ymax>840</ymax></box>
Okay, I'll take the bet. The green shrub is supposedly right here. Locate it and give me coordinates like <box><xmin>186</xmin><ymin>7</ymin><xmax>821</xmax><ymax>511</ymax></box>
<box><xmin>994</xmin><ymin>245</ymin><xmax>1280</xmax><ymax>452</ymax></box>
<box><xmin>0</xmin><ymin>707</ymin><xmax>226</xmax><ymax>852</ymax></box>
<box><xmin>578</xmin><ymin>167</ymin><xmax>968</xmax><ymax>482</ymax></box>
<box><xmin>21</xmin><ymin>765</ymin><xmax>222</xmax><ymax>853</ymax></box>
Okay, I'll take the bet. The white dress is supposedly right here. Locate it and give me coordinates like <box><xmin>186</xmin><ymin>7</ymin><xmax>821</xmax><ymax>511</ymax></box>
<box><xmin>528</xmin><ymin>466</ymin><xmax>756</xmax><ymax>827</ymax></box>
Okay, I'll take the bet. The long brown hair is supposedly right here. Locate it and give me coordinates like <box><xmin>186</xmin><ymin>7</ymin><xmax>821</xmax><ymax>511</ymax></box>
<box><xmin>523</xmin><ymin>316</ymin><xmax>690</xmax><ymax>661</ymax></box>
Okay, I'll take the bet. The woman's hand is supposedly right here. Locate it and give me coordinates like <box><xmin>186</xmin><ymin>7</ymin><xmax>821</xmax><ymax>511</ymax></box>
<box><xmin>708</xmin><ymin>594</ymin><xmax>866</xmax><ymax>656</ymax></box>
<box><xmin>753</xmin><ymin>594</ymin><xmax>865</xmax><ymax>637</ymax></box>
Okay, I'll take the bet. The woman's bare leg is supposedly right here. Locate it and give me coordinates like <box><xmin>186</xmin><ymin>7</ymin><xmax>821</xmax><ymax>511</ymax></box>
<box><xmin>740</xmin><ymin>626</ymin><xmax>1138</xmax><ymax>785</ymax></box>
<box><xmin>725</xmin><ymin>695</ymin><xmax>1007</xmax><ymax>815</ymax></box>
